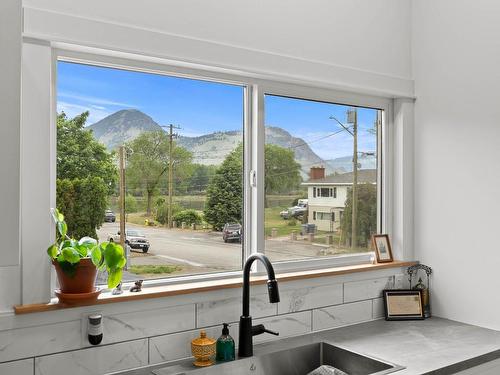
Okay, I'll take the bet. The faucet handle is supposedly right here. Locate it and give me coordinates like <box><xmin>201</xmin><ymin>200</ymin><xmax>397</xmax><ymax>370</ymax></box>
<box><xmin>264</xmin><ymin>327</ymin><xmax>279</xmax><ymax>336</ymax></box>
<box><xmin>251</xmin><ymin>324</ymin><xmax>280</xmax><ymax>337</ymax></box>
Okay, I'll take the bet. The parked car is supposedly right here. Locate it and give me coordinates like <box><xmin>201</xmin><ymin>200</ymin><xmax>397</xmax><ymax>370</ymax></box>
<box><xmin>222</xmin><ymin>223</ymin><xmax>242</xmax><ymax>243</ymax></box>
<box><xmin>104</xmin><ymin>209</ymin><xmax>116</xmax><ymax>222</ymax></box>
<box><xmin>109</xmin><ymin>229</ymin><xmax>150</xmax><ymax>253</ymax></box>
<box><xmin>280</xmin><ymin>205</ymin><xmax>307</xmax><ymax>219</ymax></box>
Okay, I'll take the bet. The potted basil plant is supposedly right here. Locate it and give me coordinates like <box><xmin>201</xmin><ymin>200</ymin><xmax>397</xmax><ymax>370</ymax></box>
<box><xmin>47</xmin><ymin>209</ymin><xmax>126</xmax><ymax>304</ymax></box>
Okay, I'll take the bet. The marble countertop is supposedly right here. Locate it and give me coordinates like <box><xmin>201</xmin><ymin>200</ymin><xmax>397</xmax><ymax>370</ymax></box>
<box><xmin>114</xmin><ymin>317</ymin><xmax>500</xmax><ymax>375</ymax></box>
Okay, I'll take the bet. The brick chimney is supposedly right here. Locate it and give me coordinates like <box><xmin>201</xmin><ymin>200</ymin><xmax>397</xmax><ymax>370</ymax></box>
<box><xmin>309</xmin><ymin>166</ymin><xmax>325</xmax><ymax>180</ymax></box>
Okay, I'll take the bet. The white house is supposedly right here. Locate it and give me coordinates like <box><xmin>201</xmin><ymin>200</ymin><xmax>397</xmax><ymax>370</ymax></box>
<box><xmin>302</xmin><ymin>167</ymin><xmax>376</xmax><ymax>231</ymax></box>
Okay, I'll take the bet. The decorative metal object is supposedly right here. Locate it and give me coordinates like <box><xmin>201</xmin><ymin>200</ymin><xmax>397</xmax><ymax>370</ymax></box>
<box><xmin>407</xmin><ymin>264</ymin><xmax>432</xmax><ymax>318</ymax></box>
<box><xmin>129</xmin><ymin>280</ymin><xmax>143</xmax><ymax>292</ymax></box>
<box><xmin>191</xmin><ymin>330</ymin><xmax>216</xmax><ymax>367</ymax></box>
<box><xmin>112</xmin><ymin>282</ymin><xmax>123</xmax><ymax>295</ymax></box>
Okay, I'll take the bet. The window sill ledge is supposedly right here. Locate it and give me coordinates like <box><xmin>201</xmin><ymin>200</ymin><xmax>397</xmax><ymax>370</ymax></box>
<box><xmin>13</xmin><ymin>260</ymin><xmax>416</xmax><ymax>315</ymax></box>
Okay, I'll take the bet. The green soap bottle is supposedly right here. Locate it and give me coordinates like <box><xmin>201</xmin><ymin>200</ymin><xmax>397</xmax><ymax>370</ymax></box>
<box><xmin>216</xmin><ymin>323</ymin><xmax>235</xmax><ymax>362</ymax></box>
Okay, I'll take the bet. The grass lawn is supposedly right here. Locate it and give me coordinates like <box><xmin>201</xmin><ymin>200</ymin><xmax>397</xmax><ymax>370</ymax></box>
<box><xmin>264</xmin><ymin>206</ymin><xmax>302</xmax><ymax>237</ymax></box>
<box><xmin>129</xmin><ymin>264</ymin><xmax>180</xmax><ymax>275</ymax></box>
<box><xmin>116</xmin><ymin>212</ymin><xmax>156</xmax><ymax>226</ymax></box>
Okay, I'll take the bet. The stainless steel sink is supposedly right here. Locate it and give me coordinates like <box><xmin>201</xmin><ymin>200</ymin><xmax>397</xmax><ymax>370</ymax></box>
<box><xmin>152</xmin><ymin>342</ymin><xmax>404</xmax><ymax>375</ymax></box>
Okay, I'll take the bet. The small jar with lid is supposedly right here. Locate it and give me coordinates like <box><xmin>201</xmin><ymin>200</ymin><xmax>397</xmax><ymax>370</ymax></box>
<box><xmin>191</xmin><ymin>330</ymin><xmax>216</xmax><ymax>367</ymax></box>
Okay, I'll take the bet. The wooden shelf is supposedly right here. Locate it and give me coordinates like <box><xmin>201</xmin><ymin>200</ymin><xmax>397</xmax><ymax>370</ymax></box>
<box><xmin>14</xmin><ymin>260</ymin><xmax>417</xmax><ymax>315</ymax></box>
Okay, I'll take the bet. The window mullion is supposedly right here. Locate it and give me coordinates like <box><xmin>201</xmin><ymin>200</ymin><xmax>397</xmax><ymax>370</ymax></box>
<box><xmin>250</xmin><ymin>84</ymin><xmax>266</xmax><ymax>273</ymax></box>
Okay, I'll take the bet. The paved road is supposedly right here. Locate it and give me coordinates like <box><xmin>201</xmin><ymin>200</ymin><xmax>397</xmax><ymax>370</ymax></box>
<box><xmin>97</xmin><ymin>222</ymin><xmax>328</xmax><ymax>275</ymax></box>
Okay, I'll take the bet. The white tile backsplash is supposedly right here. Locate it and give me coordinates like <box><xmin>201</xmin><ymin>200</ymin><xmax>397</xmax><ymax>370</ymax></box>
<box><xmin>343</xmin><ymin>276</ymin><xmax>394</xmax><ymax>303</ymax></box>
<box><xmin>0</xmin><ymin>320</ymin><xmax>82</xmax><ymax>362</ymax></box>
<box><xmin>34</xmin><ymin>339</ymin><xmax>148</xmax><ymax>375</ymax></box>
<box><xmin>0</xmin><ymin>358</ymin><xmax>34</xmax><ymax>375</ymax></box>
<box><xmin>253</xmin><ymin>311</ymin><xmax>312</xmax><ymax>344</ymax></box>
<box><xmin>150</xmin><ymin>324</ymin><xmax>239</xmax><ymax>365</ymax></box>
<box><xmin>278</xmin><ymin>283</ymin><xmax>343</xmax><ymax>314</ymax></box>
<box><xmin>312</xmin><ymin>300</ymin><xmax>372</xmax><ymax>331</ymax></box>
<box><xmin>372</xmin><ymin>297</ymin><xmax>385</xmax><ymax>319</ymax></box>
<box><xmin>102</xmin><ymin>304</ymin><xmax>195</xmax><ymax>344</ymax></box>
<box><xmin>196</xmin><ymin>293</ymin><xmax>277</xmax><ymax>327</ymax></box>
<box><xmin>0</xmin><ymin>270</ymin><xmax>404</xmax><ymax>374</ymax></box>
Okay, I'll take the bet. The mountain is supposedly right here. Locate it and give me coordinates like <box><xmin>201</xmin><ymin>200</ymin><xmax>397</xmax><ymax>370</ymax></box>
<box><xmin>176</xmin><ymin>126</ymin><xmax>344</xmax><ymax>177</ymax></box>
<box><xmin>328</xmin><ymin>154</ymin><xmax>377</xmax><ymax>173</ymax></box>
<box><xmin>87</xmin><ymin>109</ymin><xmax>163</xmax><ymax>150</ymax></box>
<box><xmin>88</xmin><ymin>109</ymin><xmax>354</xmax><ymax>177</ymax></box>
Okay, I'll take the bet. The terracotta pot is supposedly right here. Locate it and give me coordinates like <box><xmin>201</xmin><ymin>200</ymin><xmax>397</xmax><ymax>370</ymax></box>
<box><xmin>53</xmin><ymin>258</ymin><xmax>97</xmax><ymax>294</ymax></box>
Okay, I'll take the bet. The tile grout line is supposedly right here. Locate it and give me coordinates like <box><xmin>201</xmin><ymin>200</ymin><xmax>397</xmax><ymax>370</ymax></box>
<box><xmin>194</xmin><ymin>303</ymin><xmax>198</xmax><ymax>329</ymax></box>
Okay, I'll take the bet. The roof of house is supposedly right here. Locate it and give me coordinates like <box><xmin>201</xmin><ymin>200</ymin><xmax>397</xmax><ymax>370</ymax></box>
<box><xmin>302</xmin><ymin>169</ymin><xmax>377</xmax><ymax>185</ymax></box>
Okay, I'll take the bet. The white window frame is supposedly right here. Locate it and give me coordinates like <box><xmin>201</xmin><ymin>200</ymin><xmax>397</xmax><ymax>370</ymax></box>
<box><xmin>256</xmin><ymin>83</ymin><xmax>391</xmax><ymax>273</ymax></box>
<box><xmin>23</xmin><ymin>44</ymin><xmax>394</xmax><ymax>300</ymax></box>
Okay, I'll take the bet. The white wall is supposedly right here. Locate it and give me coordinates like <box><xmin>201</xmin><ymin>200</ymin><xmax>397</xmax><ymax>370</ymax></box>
<box><xmin>0</xmin><ymin>0</ymin><xmax>22</xmax><ymax>311</ymax></box>
<box><xmin>22</xmin><ymin>0</ymin><xmax>413</xmax><ymax>97</ymax></box>
<box><xmin>0</xmin><ymin>0</ymin><xmax>21</xmax><ymax>267</ymax></box>
<box><xmin>412</xmin><ymin>0</ymin><xmax>500</xmax><ymax>330</ymax></box>
<box><xmin>24</xmin><ymin>0</ymin><xmax>412</xmax><ymax>80</ymax></box>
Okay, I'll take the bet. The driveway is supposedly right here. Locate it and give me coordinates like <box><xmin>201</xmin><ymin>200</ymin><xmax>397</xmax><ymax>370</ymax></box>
<box><xmin>97</xmin><ymin>222</ymin><xmax>328</xmax><ymax>277</ymax></box>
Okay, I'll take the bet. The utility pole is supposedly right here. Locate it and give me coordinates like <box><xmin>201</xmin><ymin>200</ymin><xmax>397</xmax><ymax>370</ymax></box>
<box><xmin>119</xmin><ymin>145</ymin><xmax>126</xmax><ymax>250</ymax></box>
<box><xmin>329</xmin><ymin>109</ymin><xmax>365</xmax><ymax>249</ymax></box>
<box><xmin>162</xmin><ymin>124</ymin><xmax>180</xmax><ymax>229</ymax></box>
<box><xmin>349</xmin><ymin>109</ymin><xmax>359</xmax><ymax>249</ymax></box>
<box><xmin>168</xmin><ymin>124</ymin><xmax>174</xmax><ymax>229</ymax></box>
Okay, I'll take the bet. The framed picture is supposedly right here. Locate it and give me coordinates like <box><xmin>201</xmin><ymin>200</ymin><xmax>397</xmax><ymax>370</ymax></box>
<box><xmin>372</xmin><ymin>234</ymin><xmax>393</xmax><ymax>263</ymax></box>
<box><xmin>383</xmin><ymin>290</ymin><xmax>425</xmax><ymax>320</ymax></box>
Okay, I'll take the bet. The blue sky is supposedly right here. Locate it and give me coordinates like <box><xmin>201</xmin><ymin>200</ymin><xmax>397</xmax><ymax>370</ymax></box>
<box><xmin>57</xmin><ymin>61</ymin><xmax>377</xmax><ymax>159</ymax></box>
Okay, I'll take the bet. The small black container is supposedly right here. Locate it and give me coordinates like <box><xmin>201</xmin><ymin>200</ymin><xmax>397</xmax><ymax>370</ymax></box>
<box><xmin>88</xmin><ymin>314</ymin><xmax>103</xmax><ymax>345</ymax></box>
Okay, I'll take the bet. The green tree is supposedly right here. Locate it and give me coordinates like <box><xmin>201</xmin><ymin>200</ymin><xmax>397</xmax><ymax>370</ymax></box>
<box><xmin>188</xmin><ymin>164</ymin><xmax>218</xmax><ymax>194</ymax></box>
<box><xmin>265</xmin><ymin>144</ymin><xmax>302</xmax><ymax>206</ymax></box>
<box><xmin>56</xmin><ymin>112</ymin><xmax>117</xmax><ymax>237</ymax></box>
<box><xmin>204</xmin><ymin>145</ymin><xmax>243</xmax><ymax>230</ymax></box>
<box><xmin>56</xmin><ymin>177</ymin><xmax>108</xmax><ymax>239</ymax></box>
<box><xmin>204</xmin><ymin>143</ymin><xmax>301</xmax><ymax>230</ymax></box>
<box><xmin>126</xmin><ymin>131</ymin><xmax>193</xmax><ymax>215</ymax></box>
<box><xmin>340</xmin><ymin>183</ymin><xmax>377</xmax><ymax>247</ymax></box>
<box><xmin>125</xmin><ymin>194</ymin><xmax>138</xmax><ymax>213</ymax></box>
<box><xmin>57</xmin><ymin>112</ymin><xmax>117</xmax><ymax>190</ymax></box>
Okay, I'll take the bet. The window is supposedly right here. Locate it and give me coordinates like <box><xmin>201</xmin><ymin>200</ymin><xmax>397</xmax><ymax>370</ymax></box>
<box><xmin>51</xmin><ymin>53</ymin><xmax>387</xmax><ymax>288</ymax></box>
<box><xmin>56</xmin><ymin>61</ymin><xmax>245</xmax><ymax>283</ymax></box>
<box><xmin>264</xmin><ymin>94</ymin><xmax>381</xmax><ymax>262</ymax></box>
<box><xmin>318</xmin><ymin>188</ymin><xmax>331</xmax><ymax>197</ymax></box>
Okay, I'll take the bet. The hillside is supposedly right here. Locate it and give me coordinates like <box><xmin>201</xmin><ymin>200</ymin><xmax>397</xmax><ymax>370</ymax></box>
<box><xmin>87</xmin><ymin>109</ymin><xmax>163</xmax><ymax>150</ymax></box>
<box><xmin>87</xmin><ymin>109</ymin><xmax>370</xmax><ymax>176</ymax></box>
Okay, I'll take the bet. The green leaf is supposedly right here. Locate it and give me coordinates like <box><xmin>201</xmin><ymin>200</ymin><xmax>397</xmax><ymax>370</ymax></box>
<box><xmin>75</xmin><ymin>244</ymin><xmax>89</xmax><ymax>258</ymax></box>
<box><xmin>50</xmin><ymin>208</ymin><xmax>64</xmax><ymax>223</ymax></box>
<box><xmin>117</xmin><ymin>256</ymin><xmax>127</xmax><ymax>269</ymax></box>
<box><xmin>79</xmin><ymin>237</ymin><xmax>97</xmax><ymax>247</ymax></box>
<box><xmin>75</xmin><ymin>237</ymin><xmax>97</xmax><ymax>258</ymax></box>
<box><xmin>107</xmin><ymin>268</ymin><xmax>123</xmax><ymax>289</ymax></box>
<box><xmin>59</xmin><ymin>239</ymin><xmax>77</xmax><ymax>251</ymax></box>
<box><xmin>103</xmin><ymin>242</ymin><xmax>125</xmax><ymax>269</ymax></box>
<box><xmin>61</xmin><ymin>247</ymin><xmax>81</xmax><ymax>264</ymax></box>
<box><xmin>57</xmin><ymin>220</ymin><xmax>68</xmax><ymax>238</ymax></box>
<box><xmin>90</xmin><ymin>246</ymin><xmax>102</xmax><ymax>267</ymax></box>
<box><xmin>47</xmin><ymin>244</ymin><xmax>58</xmax><ymax>259</ymax></box>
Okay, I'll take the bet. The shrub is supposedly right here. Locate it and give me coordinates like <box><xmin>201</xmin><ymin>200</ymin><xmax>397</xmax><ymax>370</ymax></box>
<box><xmin>125</xmin><ymin>194</ymin><xmax>138</xmax><ymax>213</ymax></box>
<box><xmin>155</xmin><ymin>201</ymin><xmax>182</xmax><ymax>224</ymax></box>
<box><xmin>56</xmin><ymin>176</ymin><xmax>108</xmax><ymax>239</ymax></box>
<box><xmin>173</xmin><ymin>209</ymin><xmax>203</xmax><ymax>226</ymax></box>
<box><xmin>288</xmin><ymin>218</ymin><xmax>297</xmax><ymax>226</ymax></box>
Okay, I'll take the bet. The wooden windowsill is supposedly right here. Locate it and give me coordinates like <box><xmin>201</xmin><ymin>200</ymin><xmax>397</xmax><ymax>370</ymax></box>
<box><xmin>13</xmin><ymin>260</ymin><xmax>416</xmax><ymax>315</ymax></box>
